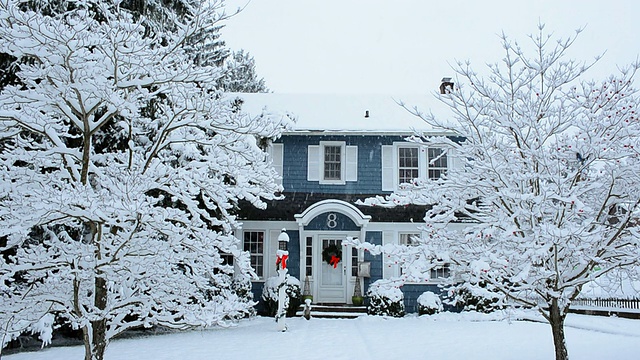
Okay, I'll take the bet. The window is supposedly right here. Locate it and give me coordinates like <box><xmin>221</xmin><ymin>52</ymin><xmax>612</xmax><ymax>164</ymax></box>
<box><xmin>243</xmin><ymin>231</ymin><xmax>264</xmax><ymax>278</ymax></box>
<box><xmin>381</xmin><ymin>143</ymin><xmax>449</xmax><ymax>191</ymax></box>
<box><xmin>399</xmin><ymin>233</ymin><xmax>420</xmax><ymax>246</ymax></box>
<box><xmin>351</xmin><ymin>248</ymin><xmax>359</xmax><ymax>276</ymax></box>
<box><xmin>398</xmin><ymin>147</ymin><xmax>419</xmax><ymax>185</ymax></box>
<box><xmin>428</xmin><ymin>148</ymin><xmax>447</xmax><ymax>180</ymax></box>
<box><xmin>399</xmin><ymin>232</ymin><xmax>450</xmax><ymax>281</ymax></box>
<box><xmin>307</xmin><ymin>142</ymin><xmax>358</xmax><ymax>184</ymax></box>
<box><xmin>324</xmin><ymin>145</ymin><xmax>342</xmax><ymax>180</ymax></box>
<box><xmin>305</xmin><ymin>236</ymin><xmax>313</xmax><ymax>276</ymax></box>
<box><xmin>399</xmin><ymin>233</ymin><xmax>419</xmax><ymax>277</ymax></box>
<box><xmin>430</xmin><ymin>263</ymin><xmax>451</xmax><ymax>280</ymax></box>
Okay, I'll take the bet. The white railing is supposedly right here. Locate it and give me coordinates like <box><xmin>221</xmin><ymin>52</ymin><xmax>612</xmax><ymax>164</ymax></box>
<box><xmin>572</xmin><ymin>298</ymin><xmax>640</xmax><ymax>310</ymax></box>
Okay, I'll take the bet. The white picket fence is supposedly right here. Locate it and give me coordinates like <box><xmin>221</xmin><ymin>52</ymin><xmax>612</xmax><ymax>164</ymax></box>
<box><xmin>572</xmin><ymin>298</ymin><xmax>640</xmax><ymax>311</ymax></box>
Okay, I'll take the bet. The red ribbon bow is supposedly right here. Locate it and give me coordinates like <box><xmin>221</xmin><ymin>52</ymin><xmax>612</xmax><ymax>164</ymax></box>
<box><xmin>329</xmin><ymin>255</ymin><xmax>340</xmax><ymax>269</ymax></box>
<box><xmin>276</xmin><ymin>254</ymin><xmax>288</xmax><ymax>270</ymax></box>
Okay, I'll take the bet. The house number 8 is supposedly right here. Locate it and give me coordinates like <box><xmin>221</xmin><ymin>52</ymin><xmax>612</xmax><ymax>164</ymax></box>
<box><xmin>326</xmin><ymin>213</ymin><xmax>337</xmax><ymax>229</ymax></box>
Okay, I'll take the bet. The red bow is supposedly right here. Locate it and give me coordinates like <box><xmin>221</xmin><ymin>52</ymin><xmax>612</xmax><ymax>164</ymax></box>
<box><xmin>329</xmin><ymin>255</ymin><xmax>340</xmax><ymax>269</ymax></box>
<box><xmin>276</xmin><ymin>254</ymin><xmax>288</xmax><ymax>270</ymax></box>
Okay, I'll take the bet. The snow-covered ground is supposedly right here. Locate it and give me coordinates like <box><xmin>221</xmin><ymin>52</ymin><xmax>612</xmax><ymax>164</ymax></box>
<box><xmin>6</xmin><ymin>311</ymin><xmax>640</xmax><ymax>360</ymax></box>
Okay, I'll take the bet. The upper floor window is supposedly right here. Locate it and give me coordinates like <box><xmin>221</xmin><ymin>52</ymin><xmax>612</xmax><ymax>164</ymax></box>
<box><xmin>428</xmin><ymin>148</ymin><xmax>447</xmax><ymax>180</ymax></box>
<box><xmin>308</xmin><ymin>142</ymin><xmax>357</xmax><ymax>184</ymax></box>
<box><xmin>398</xmin><ymin>147</ymin><xmax>419</xmax><ymax>184</ymax></box>
<box><xmin>324</xmin><ymin>145</ymin><xmax>342</xmax><ymax>180</ymax></box>
<box><xmin>382</xmin><ymin>143</ymin><xmax>448</xmax><ymax>191</ymax></box>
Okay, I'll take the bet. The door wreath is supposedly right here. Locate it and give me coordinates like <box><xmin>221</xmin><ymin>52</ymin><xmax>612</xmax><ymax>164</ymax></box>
<box><xmin>322</xmin><ymin>243</ymin><xmax>342</xmax><ymax>268</ymax></box>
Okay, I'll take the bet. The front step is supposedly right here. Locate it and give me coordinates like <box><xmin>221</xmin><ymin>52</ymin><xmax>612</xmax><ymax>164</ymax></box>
<box><xmin>296</xmin><ymin>304</ymin><xmax>367</xmax><ymax>319</ymax></box>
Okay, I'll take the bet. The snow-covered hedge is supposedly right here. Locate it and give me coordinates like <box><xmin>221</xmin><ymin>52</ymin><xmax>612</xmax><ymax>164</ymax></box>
<box><xmin>445</xmin><ymin>282</ymin><xmax>504</xmax><ymax>313</ymax></box>
<box><xmin>366</xmin><ymin>280</ymin><xmax>405</xmax><ymax>317</ymax></box>
<box><xmin>261</xmin><ymin>275</ymin><xmax>301</xmax><ymax>317</ymax></box>
<box><xmin>417</xmin><ymin>291</ymin><xmax>443</xmax><ymax>315</ymax></box>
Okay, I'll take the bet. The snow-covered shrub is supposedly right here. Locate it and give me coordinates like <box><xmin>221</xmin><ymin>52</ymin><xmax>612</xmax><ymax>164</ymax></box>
<box><xmin>417</xmin><ymin>291</ymin><xmax>443</xmax><ymax>315</ymax></box>
<box><xmin>445</xmin><ymin>282</ymin><xmax>504</xmax><ymax>313</ymax></box>
<box><xmin>366</xmin><ymin>280</ymin><xmax>405</xmax><ymax>317</ymax></box>
<box><xmin>231</xmin><ymin>276</ymin><xmax>256</xmax><ymax>319</ymax></box>
<box><xmin>261</xmin><ymin>275</ymin><xmax>301</xmax><ymax>317</ymax></box>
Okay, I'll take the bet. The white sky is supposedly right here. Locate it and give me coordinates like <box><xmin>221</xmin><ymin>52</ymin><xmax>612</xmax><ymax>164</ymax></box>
<box><xmin>220</xmin><ymin>0</ymin><xmax>640</xmax><ymax>94</ymax></box>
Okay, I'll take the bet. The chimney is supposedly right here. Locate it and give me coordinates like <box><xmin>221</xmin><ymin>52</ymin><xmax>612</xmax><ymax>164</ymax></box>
<box><xmin>440</xmin><ymin>77</ymin><xmax>454</xmax><ymax>94</ymax></box>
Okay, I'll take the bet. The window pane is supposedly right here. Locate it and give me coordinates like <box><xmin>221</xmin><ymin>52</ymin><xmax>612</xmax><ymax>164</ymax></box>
<box><xmin>400</xmin><ymin>233</ymin><xmax>419</xmax><ymax>246</ymax></box>
<box><xmin>398</xmin><ymin>147</ymin><xmax>419</xmax><ymax>184</ymax></box>
<box><xmin>324</xmin><ymin>145</ymin><xmax>342</xmax><ymax>180</ymax></box>
<box><xmin>430</xmin><ymin>264</ymin><xmax>451</xmax><ymax>279</ymax></box>
<box><xmin>306</xmin><ymin>236</ymin><xmax>313</xmax><ymax>276</ymax></box>
<box><xmin>428</xmin><ymin>148</ymin><xmax>447</xmax><ymax>180</ymax></box>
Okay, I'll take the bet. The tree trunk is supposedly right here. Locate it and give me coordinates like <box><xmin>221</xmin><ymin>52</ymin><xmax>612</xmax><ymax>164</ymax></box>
<box><xmin>82</xmin><ymin>274</ymin><xmax>109</xmax><ymax>360</ymax></box>
<box><xmin>549</xmin><ymin>298</ymin><xmax>569</xmax><ymax>360</ymax></box>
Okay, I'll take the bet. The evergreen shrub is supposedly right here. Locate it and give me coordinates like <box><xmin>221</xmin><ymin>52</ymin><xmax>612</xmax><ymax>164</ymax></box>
<box><xmin>417</xmin><ymin>291</ymin><xmax>443</xmax><ymax>315</ymax></box>
<box><xmin>261</xmin><ymin>274</ymin><xmax>301</xmax><ymax>317</ymax></box>
<box><xmin>366</xmin><ymin>280</ymin><xmax>405</xmax><ymax>317</ymax></box>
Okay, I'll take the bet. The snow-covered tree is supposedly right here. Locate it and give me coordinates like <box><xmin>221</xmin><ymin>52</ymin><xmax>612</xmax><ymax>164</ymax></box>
<box><xmin>218</xmin><ymin>49</ymin><xmax>269</xmax><ymax>93</ymax></box>
<box><xmin>352</xmin><ymin>26</ymin><xmax>640</xmax><ymax>360</ymax></box>
<box><xmin>0</xmin><ymin>1</ymin><xmax>289</xmax><ymax>359</ymax></box>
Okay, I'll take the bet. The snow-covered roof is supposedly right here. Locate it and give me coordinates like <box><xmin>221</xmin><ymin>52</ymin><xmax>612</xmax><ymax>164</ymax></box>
<box><xmin>230</xmin><ymin>93</ymin><xmax>451</xmax><ymax>134</ymax></box>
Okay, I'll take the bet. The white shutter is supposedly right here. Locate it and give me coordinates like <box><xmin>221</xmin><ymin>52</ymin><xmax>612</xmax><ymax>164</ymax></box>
<box><xmin>381</xmin><ymin>145</ymin><xmax>394</xmax><ymax>191</ymax></box>
<box><xmin>307</xmin><ymin>145</ymin><xmax>320</xmax><ymax>181</ymax></box>
<box><xmin>268</xmin><ymin>143</ymin><xmax>284</xmax><ymax>186</ymax></box>
<box><xmin>382</xmin><ymin>231</ymin><xmax>396</xmax><ymax>279</ymax></box>
<box><xmin>345</xmin><ymin>145</ymin><xmax>358</xmax><ymax>182</ymax></box>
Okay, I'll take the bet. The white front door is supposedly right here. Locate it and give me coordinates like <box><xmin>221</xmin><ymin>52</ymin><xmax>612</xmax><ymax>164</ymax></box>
<box><xmin>317</xmin><ymin>238</ymin><xmax>347</xmax><ymax>303</ymax></box>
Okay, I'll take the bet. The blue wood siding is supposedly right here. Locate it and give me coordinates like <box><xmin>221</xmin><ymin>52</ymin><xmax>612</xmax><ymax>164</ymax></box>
<box><xmin>401</xmin><ymin>284</ymin><xmax>445</xmax><ymax>313</ymax></box>
<box><xmin>304</xmin><ymin>211</ymin><xmax>359</xmax><ymax>231</ymax></box>
<box><xmin>286</xmin><ymin>230</ymin><xmax>301</xmax><ymax>280</ymax></box>
<box><xmin>277</xmin><ymin>135</ymin><xmax>407</xmax><ymax>194</ymax></box>
<box><xmin>276</xmin><ymin>134</ymin><xmax>465</xmax><ymax>195</ymax></box>
<box><xmin>363</xmin><ymin>231</ymin><xmax>383</xmax><ymax>292</ymax></box>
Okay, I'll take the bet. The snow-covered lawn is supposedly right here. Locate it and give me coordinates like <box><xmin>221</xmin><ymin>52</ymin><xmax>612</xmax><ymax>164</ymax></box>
<box><xmin>7</xmin><ymin>312</ymin><xmax>640</xmax><ymax>360</ymax></box>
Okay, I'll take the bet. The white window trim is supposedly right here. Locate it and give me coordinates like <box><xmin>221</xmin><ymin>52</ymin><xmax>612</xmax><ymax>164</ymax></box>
<box><xmin>243</xmin><ymin>230</ymin><xmax>266</xmax><ymax>280</ymax></box>
<box><xmin>319</xmin><ymin>141</ymin><xmax>345</xmax><ymax>185</ymax></box>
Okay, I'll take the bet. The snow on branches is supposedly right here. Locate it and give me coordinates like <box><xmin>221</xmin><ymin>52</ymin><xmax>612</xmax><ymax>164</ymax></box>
<box><xmin>359</xmin><ymin>25</ymin><xmax>640</xmax><ymax>360</ymax></box>
<box><xmin>0</xmin><ymin>0</ymin><xmax>290</xmax><ymax>358</ymax></box>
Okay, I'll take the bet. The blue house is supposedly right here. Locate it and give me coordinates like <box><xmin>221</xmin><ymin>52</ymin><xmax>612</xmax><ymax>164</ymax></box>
<box><xmin>233</xmin><ymin>93</ymin><xmax>466</xmax><ymax>313</ymax></box>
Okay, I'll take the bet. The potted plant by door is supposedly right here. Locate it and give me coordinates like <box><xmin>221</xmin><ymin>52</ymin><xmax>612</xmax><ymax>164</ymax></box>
<box><xmin>352</xmin><ymin>276</ymin><xmax>364</xmax><ymax>306</ymax></box>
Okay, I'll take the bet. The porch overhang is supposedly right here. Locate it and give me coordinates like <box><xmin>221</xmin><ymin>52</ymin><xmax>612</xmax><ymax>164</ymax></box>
<box><xmin>294</xmin><ymin>199</ymin><xmax>372</xmax><ymax>228</ymax></box>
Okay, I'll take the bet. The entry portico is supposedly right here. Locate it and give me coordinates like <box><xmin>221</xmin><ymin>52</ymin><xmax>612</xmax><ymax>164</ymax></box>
<box><xmin>294</xmin><ymin>199</ymin><xmax>371</xmax><ymax>304</ymax></box>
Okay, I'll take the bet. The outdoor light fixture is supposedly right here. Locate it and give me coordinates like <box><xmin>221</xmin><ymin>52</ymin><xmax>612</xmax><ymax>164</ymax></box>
<box><xmin>278</xmin><ymin>228</ymin><xmax>289</xmax><ymax>251</ymax></box>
